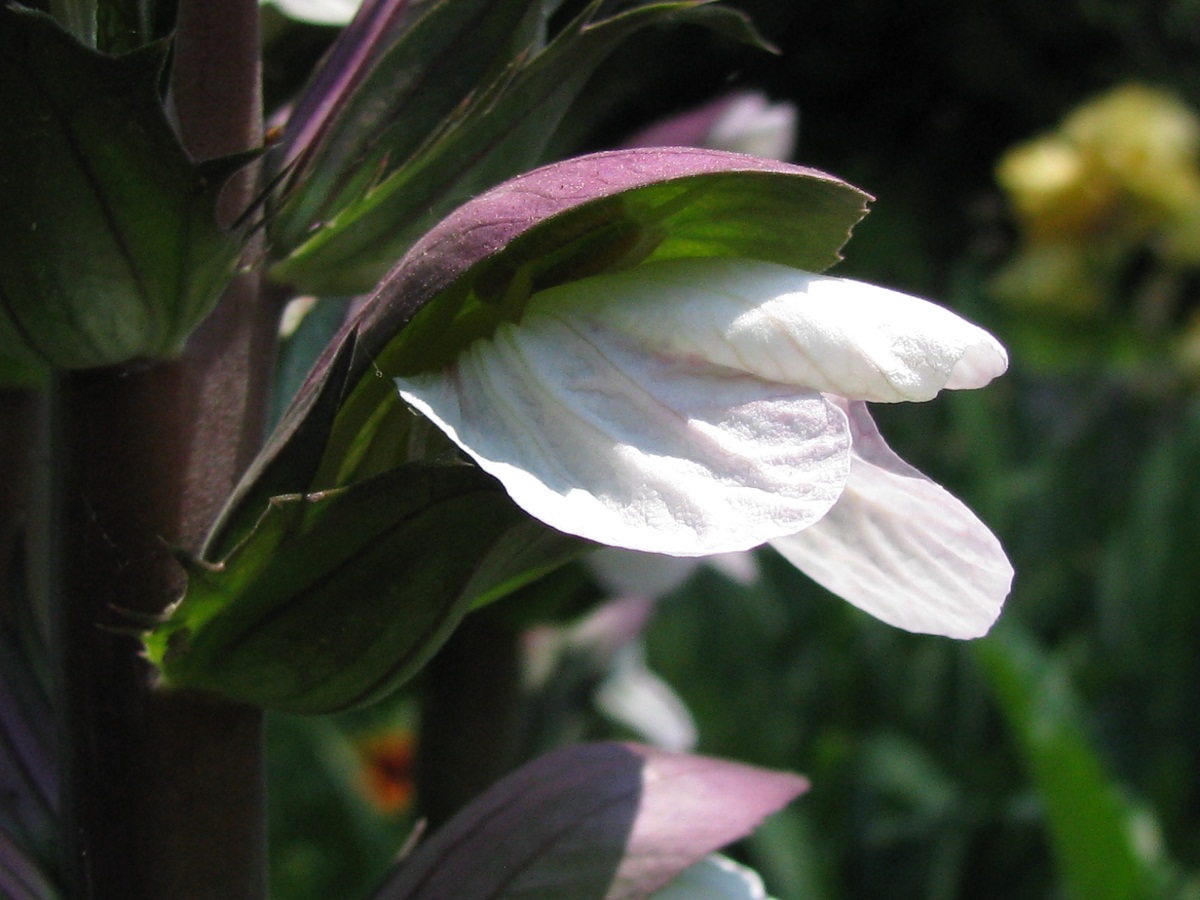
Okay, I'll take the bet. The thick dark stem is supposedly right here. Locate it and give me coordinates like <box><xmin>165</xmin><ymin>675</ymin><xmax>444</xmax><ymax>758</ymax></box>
<box><xmin>54</xmin><ymin>1</ymin><xmax>275</xmax><ymax>897</ymax></box>
<box><xmin>415</xmin><ymin>610</ymin><xmax>523</xmax><ymax>830</ymax></box>
<box><xmin>0</xmin><ymin>390</ymin><xmax>37</xmax><ymax>623</ymax></box>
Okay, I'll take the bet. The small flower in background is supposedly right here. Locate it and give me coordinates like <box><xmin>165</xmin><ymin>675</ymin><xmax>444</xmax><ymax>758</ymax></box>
<box><xmin>594</xmin><ymin>641</ymin><xmax>699</xmax><ymax>752</ymax></box>
<box><xmin>278</xmin><ymin>296</ymin><xmax>319</xmax><ymax>339</ymax></box>
<box><xmin>531</xmin><ymin>551</ymin><xmax>757</xmax><ymax>753</ymax></box>
<box><xmin>523</xmin><ymin>595</ymin><xmax>699</xmax><ymax>752</ymax></box>
<box><xmin>624</xmin><ymin>91</ymin><xmax>798</xmax><ymax>162</ymax></box>
<box><xmin>353</xmin><ymin>729</ymin><xmax>417</xmax><ymax>816</ymax></box>
<box><xmin>398</xmin><ymin>257</ymin><xmax>1012</xmax><ymax>639</ymax></box>
<box><xmin>261</xmin><ymin>0</ymin><xmax>364</xmax><ymax>25</ymax></box>
<box><xmin>586</xmin><ymin>546</ymin><xmax>760</xmax><ymax>601</ymax></box>
<box><xmin>994</xmin><ymin>83</ymin><xmax>1200</xmax><ymax>316</ymax></box>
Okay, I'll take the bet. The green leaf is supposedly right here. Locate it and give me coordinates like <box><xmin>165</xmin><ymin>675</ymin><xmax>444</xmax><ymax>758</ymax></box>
<box><xmin>145</xmin><ymin>464</ymin><xmax>587</xmax><ymax>713</ymax></box>
<box><xmin>0</xmin><ymin>354</ymin><xmax>50</xmax><ymax>391</ymax></box>
<box><xmin>96</xmin><ymin>0</ymin><xmax>176</xmax><ymax>53</ymax></box>
<box><xmin>0</xmin><ymin>6</ymin><xmax>251</xmax><ymax>370</ymax></box>
<box><xmin>975</xmin><ymin>628</ymin><xmax>1177</xmax><ymax>900</ymax></box>
<box><xmin>270</xmin><ymin>0</ymin><xmax>769</xmax><ymax>294</ymax></box>
<box><xmin>1097</xmin><ymin>403</ymin><xmax>1200</xmax><ymax>669</ymax></box>
<box><xmin>269</xmin><ymin>0</ymin><xmax>561</xmax><ymax>255</ymax></box>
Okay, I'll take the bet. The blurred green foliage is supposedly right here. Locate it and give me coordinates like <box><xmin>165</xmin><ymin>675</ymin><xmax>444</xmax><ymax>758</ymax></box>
<box><xmin>264</xmin><ymin>1</ymin><xmax>1200</xmax><ymax>897</ymax></box>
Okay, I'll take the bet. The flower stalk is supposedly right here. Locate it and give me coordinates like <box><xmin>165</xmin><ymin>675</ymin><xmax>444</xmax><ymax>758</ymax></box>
<box><xmin>50</xmin><ymin>0</ymin><xmax>276</xmax><ymax>896</ymax></box>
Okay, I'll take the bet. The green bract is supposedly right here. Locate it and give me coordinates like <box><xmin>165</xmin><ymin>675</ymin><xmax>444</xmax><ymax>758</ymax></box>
<box><xmin>143</xmin><ymin>465</ymin><xmax>585</xmax><ymax>713</ymax></box>
<box><xmin>0</xmin><ymin>6</ymin><xmax>252</xmax><ymax>372</ymax></box>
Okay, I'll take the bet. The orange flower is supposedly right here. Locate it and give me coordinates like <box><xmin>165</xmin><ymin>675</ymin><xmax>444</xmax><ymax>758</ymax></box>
<box><xmin>356</xmin><ymin>730</ymin><xmax>416</xmax><ymax>816</ymax></box>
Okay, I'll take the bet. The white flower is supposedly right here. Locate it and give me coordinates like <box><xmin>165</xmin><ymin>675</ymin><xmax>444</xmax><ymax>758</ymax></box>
<box><xmin>397</xmin><ymin>257</ymin><xmax>1012</xmax><ymax>638</ymax></box>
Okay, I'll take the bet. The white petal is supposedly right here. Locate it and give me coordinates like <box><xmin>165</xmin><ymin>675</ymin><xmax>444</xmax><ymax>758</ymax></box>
<box><xmin>651</xmin><ymin>855</ymin><xmax>774</xmax><ymax>900</ymax></box>
<box><xmin>262</xmin><ymin>0</ymin><xmax>362</xmax><ymax>24</ymax></box>
<box><xmin>397</xmin><ymin>291</ymin><xmax>853</xmax><ymax>556</ymax></box>
<box><xmin>770</xmin><ymin>401</ymin><xmax>1013</xmax><ymax>638</ymax></box>
<box><xmin>595</xmin><ymin>643</ymin><xmax>699</xmax><ymax>752</ymax></box>
<box><xmin>573</xmin><ymin>258</ymin><xmax>1008</xmax><ymax>403</ymax></box>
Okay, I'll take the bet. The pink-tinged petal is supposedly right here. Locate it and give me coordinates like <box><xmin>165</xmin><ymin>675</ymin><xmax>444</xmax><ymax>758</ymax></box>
<box><xmin>585</xmin><ymin>259</ymin><xmax>1007</xmax><ymax>403</ymax></box>
<box><xmin>771</xmin><ymin>401</ymin><xmax>1013</xmax><ymax>638</ymax></box>
<box><xmin>397</xmin><ymin>285</ymin><xmax>853</xmax><ymax>556</ymax></box>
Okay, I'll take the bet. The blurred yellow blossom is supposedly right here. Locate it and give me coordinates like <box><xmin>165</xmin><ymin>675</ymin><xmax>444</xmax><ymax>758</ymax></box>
<box><xmin>995</xmin><ymin>83</ymin><xmax>1200</xmax><ymax>317</ymax></box>
<box><xmin>998</xmin><ymin>137</ymin><xmax>1114</xmax><ymax>242</ymax></box>
<box><xmin>1062</xmin><ymin>83</ymin><xmax>1200</xmax><ymax>224</ymax></box>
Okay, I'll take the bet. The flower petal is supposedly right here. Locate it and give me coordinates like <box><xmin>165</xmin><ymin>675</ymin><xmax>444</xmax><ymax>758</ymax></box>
<box><xmin>770</xmin><ymin>401</ymin><xmax>1013</xmax><ymax>638</ymax></box>
<box><xmin>579</xmin><ymin>258</ymin><xmax>1008</xmax><ymax>402</ymax></box>
<box><xmin>396</xmin><ymin>286</ymin><xmax>854</xmax><ymax>556</ymax></box>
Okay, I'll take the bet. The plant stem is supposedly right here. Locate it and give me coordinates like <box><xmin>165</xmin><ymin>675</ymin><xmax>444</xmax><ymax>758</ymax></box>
<box><xmin>415</xmin><ymin>609</ymin><xmax>523</xmax><ymax>830</ymax></box>
<box><xmin>0</xmin><ymin>390</ymin><xmax>37</xmax><ymax>623</ymax></box>
<box><xmin>54</xmin><ymin>1</ymin><xmax>276</xmax><ymax>897</ymax></box>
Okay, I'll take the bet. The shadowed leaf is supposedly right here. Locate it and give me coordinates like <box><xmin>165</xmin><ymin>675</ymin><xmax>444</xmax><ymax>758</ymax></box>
<box><xmin>976</xmin><ymin>628</ymin><xmax>1177</xmax><ymax>900</ymax></box>
<box><xmin>146</xmin><ymin>464</ymin><xmax>587</xmax><ymax>713</ymax></box>
<box><xmin>0</xmin><ymin>6</ymin><xmax>251</xmax><ymax>369</ymax></box>
<box><xmin>372</xmin><ymin>742</ymin><xmax>807</xmax><ymax>899</ymax></box>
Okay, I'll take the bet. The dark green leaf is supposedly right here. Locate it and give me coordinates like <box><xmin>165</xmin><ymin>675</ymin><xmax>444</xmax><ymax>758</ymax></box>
<box><xmin>96</xmin><ymin>0</ymin><xmax>176</xmax><ymax>53</ymax></box>
<box><xmin>145</xmin><ymin>464</ymin><xmax>588</xmax><ymax>713</ymax></box>
<box><xmin>0</xmin><ymin>6</ymin><xmax>250</xmax><ymax>369</ymax></box>
<box><xmin>975</xmin><ymin>628</ymin><xmax>1176</xmax><ymax>900</ymax></box>
<box><xmin>0</xmin><ymin>355</ymin><xmax>49</xmax><ymax>391</ymax></box>
<box><xmin>269</xmin><ymin>0</ymin><xmax>560</xmax><ymax>254</ymax></box>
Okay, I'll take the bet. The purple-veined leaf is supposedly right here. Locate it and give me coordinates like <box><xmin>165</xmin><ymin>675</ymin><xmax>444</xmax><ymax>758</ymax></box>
<box><xmin>269</xmin><ymin>0</ymin><xmax>551</xmax><ymax>252</ymax></box>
